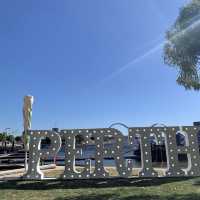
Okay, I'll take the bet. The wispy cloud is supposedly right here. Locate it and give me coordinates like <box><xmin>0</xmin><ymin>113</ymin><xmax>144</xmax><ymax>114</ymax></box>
<box><xmin>98</xmin><ymin>41</ymin><xmax>164</xmax><ymax>86</ymax></box>
<box><xmin>97</xmin><ymin>14</ymin><xmax>200</xmax><ymax>87</ymax></box>
<box><xmin>96</xmin><ymin>5</ymin><xmax>200</xmax><ymax>88</ymax></box>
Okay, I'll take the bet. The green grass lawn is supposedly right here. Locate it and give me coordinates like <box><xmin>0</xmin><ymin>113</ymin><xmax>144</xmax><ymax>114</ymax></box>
<box><xmin>1</xmin><ymin>170</ymin><xmax>200</xmax><ymax>200</ymax></box>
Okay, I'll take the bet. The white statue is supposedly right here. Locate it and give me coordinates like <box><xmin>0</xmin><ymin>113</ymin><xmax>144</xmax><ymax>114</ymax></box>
<box><xmin>23</xmin><ymin>95</ymin><xmax>34</xmax><ymax>171</ymax></box>
<box><xmin>23</xmin><ymin>95</ymin><xmax>34</xmax><ymax>131</ymax></box>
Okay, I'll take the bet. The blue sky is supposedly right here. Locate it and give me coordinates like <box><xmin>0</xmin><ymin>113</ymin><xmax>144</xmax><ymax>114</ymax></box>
<box><xmin>0</xmin><ymin>0</ymin><xmax>199</xmax><ymax>135</ymax></box>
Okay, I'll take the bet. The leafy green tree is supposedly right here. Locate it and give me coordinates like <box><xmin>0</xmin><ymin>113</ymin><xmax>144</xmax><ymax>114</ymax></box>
<box><xmin>15</xmin><ymin>136</ymin><xmax>22</xmax><ymax>143</ymax></box>
<box><xmin>7</xmin><ymin>135</ymin><xmax>14</xmax><ymax>142</ymax></box>
<box><xmin>164</xmin><ymin>0</ymin><xmax>200</xmax><ymax>90</ymax></box>
<box><xmin>0</xmin><ymin>133</ymin><xmax>4</xmax><ymax>148</ymax></box>
<box><xmin>41</xmin><ymin>137</ymin><xmax>51</xmax><ymax>146</ymax></box>
<box><xmin>0</xmin><ymin>132</ymin><xmax>7</xmax><ymax>151</ymax></box>
<box><xmin>75</xmin><ymin>135</ymin><xmax>84</xmax><ymax>145</ymax></box>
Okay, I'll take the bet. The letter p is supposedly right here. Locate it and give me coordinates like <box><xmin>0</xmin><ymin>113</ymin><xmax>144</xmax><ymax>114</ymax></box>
<box><xmin>24</xmin><ymin>130</ymin><xmax>61</xmax><ymax>179</ymax></box>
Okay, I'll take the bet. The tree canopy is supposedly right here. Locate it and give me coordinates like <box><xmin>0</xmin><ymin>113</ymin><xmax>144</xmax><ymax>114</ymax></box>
<box><xmin>164</xmin><ymin>0</ymin><xmax>200</xmax><ymax>90</ymax></box>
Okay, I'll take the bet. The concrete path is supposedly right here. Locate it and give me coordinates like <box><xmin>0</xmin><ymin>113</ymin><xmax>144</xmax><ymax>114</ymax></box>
<box><xmin>0</xmin><ymin>164</ymin><xmax>57</xmax><ymax>180</ymax></box>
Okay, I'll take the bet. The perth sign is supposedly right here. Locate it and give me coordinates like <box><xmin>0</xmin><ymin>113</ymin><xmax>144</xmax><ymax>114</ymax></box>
<box><xmin>24</xmin><ymin>126</ymin><xmax>200</xmax><ymax>180</ymax></box>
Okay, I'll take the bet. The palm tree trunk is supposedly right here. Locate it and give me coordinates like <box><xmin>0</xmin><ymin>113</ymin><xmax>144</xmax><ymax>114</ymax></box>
<box><xmin>4</xmin><ymin>141</ymin><xmax>7</xmax><ymax>152</ymax></box>
<box><xmin>12</xmin><ymin>141</ymin><xmax>14</xmax><ymax>152</ymax></box>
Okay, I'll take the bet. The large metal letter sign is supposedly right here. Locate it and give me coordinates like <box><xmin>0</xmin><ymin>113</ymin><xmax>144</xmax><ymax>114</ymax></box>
<box><xmin>61</xmin><ymin>128</ymin><xmax>132</xmax><ymax>179</ymax></box>
<box><xmin>90</xmin><ymin>129</ymin><xmax>132</xmax><ymax>178</ymax></box>
<box><xmin>164</xmin><ymin>127</ymin><xmax>200</xmax><ymax>177</ymax></box>
<box><xmin>24</xmin><ymin>130</ymin><xmax>61</xmax><ymax>179</ymax></box>
<box><xmin>61</xmin><ymin>129</ymin><xmax>93</xmax><ymax>179</ymax></box>
<box><xmin>129</xmin><ymin>127</ymin><xmax>160</xmax><ymax>177</ymax></box>
<box><xmin>24</xmin><ymin>126</ymin><xmax>200</xmax><ymax>180</ymax></box>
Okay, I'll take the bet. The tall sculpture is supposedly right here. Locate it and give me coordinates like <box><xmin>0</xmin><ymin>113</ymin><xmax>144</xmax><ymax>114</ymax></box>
<box><xmin>23</xmin><ymin>95</ymin><xmax>34</xmax><ymax>171</ymax></box>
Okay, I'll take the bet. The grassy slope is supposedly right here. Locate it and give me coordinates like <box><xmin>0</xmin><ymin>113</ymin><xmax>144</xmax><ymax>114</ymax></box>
<box><xmin>1</xmin><ymin>170</ymin><xmax>200</xmax><ymax>200</ymax></box>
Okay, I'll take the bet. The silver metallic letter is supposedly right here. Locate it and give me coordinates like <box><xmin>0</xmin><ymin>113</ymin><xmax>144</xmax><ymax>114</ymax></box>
<box><xmin>61</xmin><ymin>129</ymin><xmax>92</xmax><ymax>179</ymax></box>
<box><xmin>165</xmin><ymin>126</ymin><xmax>200</xmax><ymax>177</ymax></box>
<box><xmin>129</xmin><ymin>127</ymin><xmax>161</xmax><ymax>177</ymax></box>
<box><xmin>24</xmin><ymin>130</ymin><xmax>61</xmax><ymax>179</ymax></box>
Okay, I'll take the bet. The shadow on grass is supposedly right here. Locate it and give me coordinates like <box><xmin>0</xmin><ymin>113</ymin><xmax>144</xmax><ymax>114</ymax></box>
<box><xmin>191</xmin><ymin>177</ymin><xmax>200</xmax><ymax>186</ymax></box>
<box><xmin>0</xmin><ymin>177</ymin><xmax>194</xmax><ymax>190</ymax></box>
<box><xmin>54</xmin><ymin>193</ymin><xmax>200</xmax><ymax>200</ymax></box>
